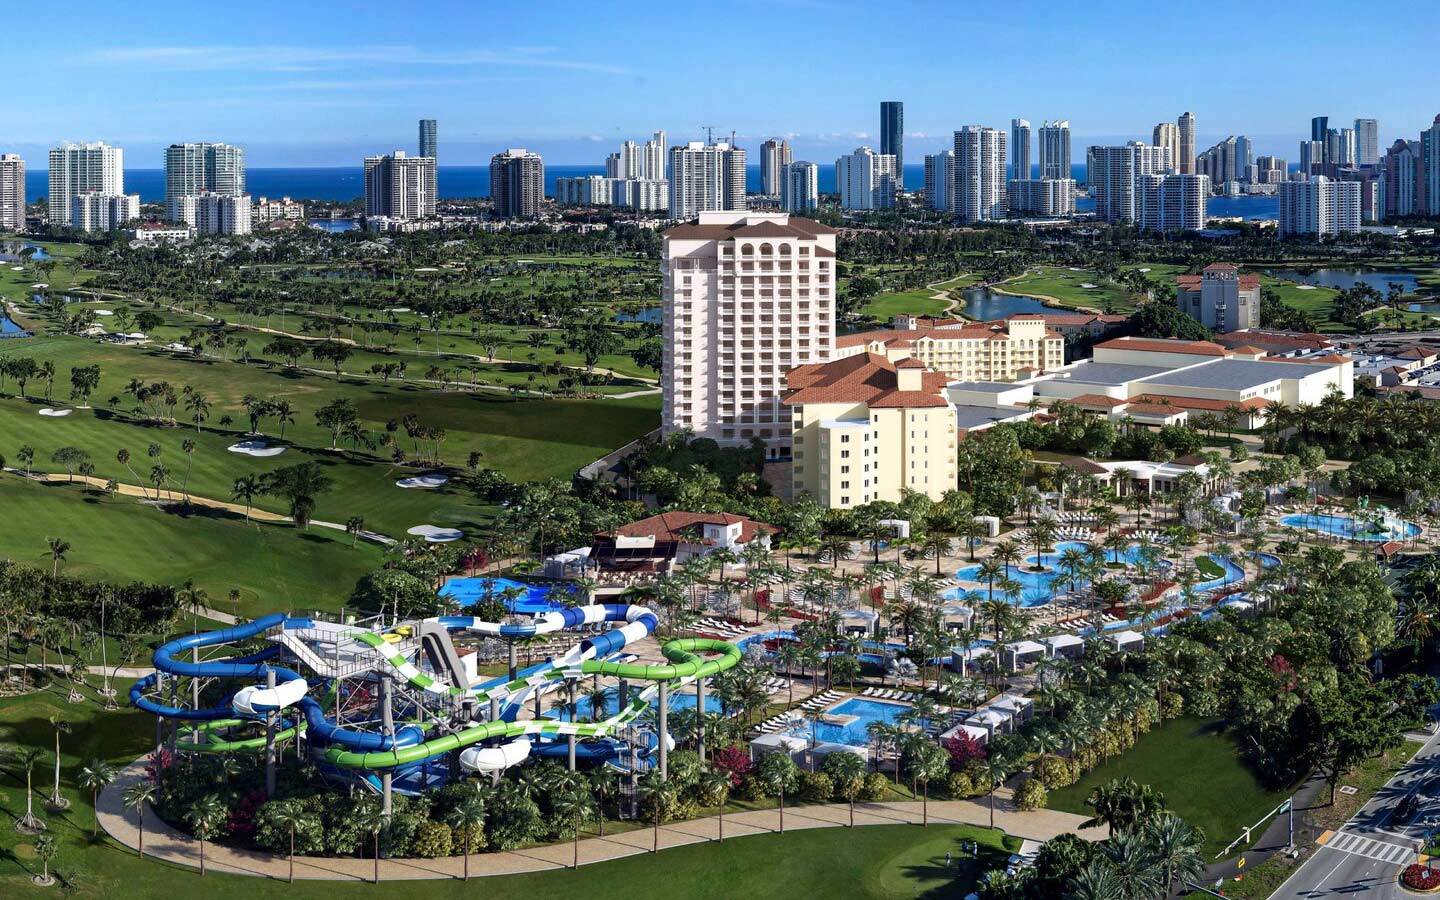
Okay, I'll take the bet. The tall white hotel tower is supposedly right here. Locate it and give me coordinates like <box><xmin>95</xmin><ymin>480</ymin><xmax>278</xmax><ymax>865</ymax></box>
<box><xmin>954</xmin><ymin>126</ymin><xmax>1007</xmax><ymax>223</ymax></box>
<box><xmin>48</xmin><ymin>141</ymin><xmax>124</xmax><ymax>227</ymax></box>
<box><xmin>660</xmin><ymin>211</ymin><xmax>837</xmax><ymax>457</ymax></box>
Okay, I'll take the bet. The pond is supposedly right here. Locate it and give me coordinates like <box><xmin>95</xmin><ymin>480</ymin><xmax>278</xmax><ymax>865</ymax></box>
<box><xmin>957</xmin><ymin>286</ymin><xmax>1058</xmax><ymax>320</ymax></box>
<box><xmin>1266</xmin><ymin>267</ymin><xmax>1432</xmax><ymax>296</ymax></box>
<box><xmin>615</xmin><ymin>307</ymin><xmax>661</xmax><ymax>324</ymax></box>
<box><xmin>0</xmin><ymin>241</ymin><xmax>51</xmax><ymax>263</ymax></box>
<box><xmin>0</xmin><ymin>312</ymin><xmax>30</xmax><ymax>337</ymax></box>
<box><xmin>309</xmin><ymin>219</ymin><xmax>359</xmax><ymax>233</ymax></box>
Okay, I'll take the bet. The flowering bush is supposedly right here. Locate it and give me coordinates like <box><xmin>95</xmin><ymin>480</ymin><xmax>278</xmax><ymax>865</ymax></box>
<box><xmin>710</xmin><ymin>744</ymin><xmax>753</xmax><ymax>786</ymax></box>
<box><xmin>1403</xmin><ymin>864</ymin><xmax>1440</xmax><ymax>891</ymax></box>
<box><xmin>944</xmin><ymin>731</ymin><xmax>987</xmax><ymax>768</ymax></box>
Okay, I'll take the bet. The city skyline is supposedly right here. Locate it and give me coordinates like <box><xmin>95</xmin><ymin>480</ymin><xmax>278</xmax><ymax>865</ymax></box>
<box><xmin>4</xmin><ymin>1</ymin><xmax>1438</xmax><ymax>167</ymax></box>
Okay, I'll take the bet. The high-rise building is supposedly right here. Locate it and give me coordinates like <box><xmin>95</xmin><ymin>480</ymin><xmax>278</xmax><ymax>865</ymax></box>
<box><xmin>660</xmin><ymin>211</ymin><xmax>838</xmax><ymax>455</ymax></box>
<box><xmin>1152</xmin><ymin>122</ymin><xmax>1180</xmax><ymax>168</ymax></box>
<box><xmin>0</xmin><ymin>154</ymin><xmax>24</xmax><ymax>231</ymax></box>
<box><xmin>419</xmin><ymin>119</ymin><xmax>437</xmax><ymax>160</ymax></box>
<box><xmin>1010</xmin><ymin>119</ymin><xmax>1031</xmax><ymax>182</ymax></box>
<box><xmin>1300</xmin><ymin>140</ymin><xmax>1325</xmax><ymax>175</ymax></box>
<box><xmin>48</xmin><ymin>141</ymin><xmax>124</xmax><ymax>228</ymax></box>
<box><xmin>1138</xmin><ymin>173</ymin><xmax>1209</xmax><ymax>232</ymax></box>
<box><xmin>880</xmin><ymin>101</ymin><xmax>904</xmax><ymax>177</ymax></box>
<box><xmin>642</xmin><ymin>131</ymin><xmax>666</xmax><ymax>181</ymax></box>
<box><xmin>488</xmin><ymin>148</ymin><xmax>544</xmax><ymax>219</ymax></box>
<box><xmin>1422</xmin><ymin>114</ymin><xmax>1440</xmax><ymax>216</ymax></box>
<box><xmin>1088</xmin><ymin>142</ymin><xmax>1171</xmax><ymax>223</ymax></box>
<box><xmin>780</xmin><ymin>161</ymin><xmax>818</xmax><ymax>214</ymax></box>
<box><xmin>1384</xmin><ymin>140</ymin><xmax>1420</xmax><ymax>217</ymax></box>
<box><xmin>171</xmin><ymin>193</ymin><xmax>252</xmax><ymax>235</ymax></box>
<box><xmin>1177</xmin><ymin>112</ymin><xmax>1196</xmax><ymax>174</ymax></box>
<box><xmin>1327</xmin><ymin>128</ymin><xmax>1357</xmax><ymax>167</ymax></box>
<box><xmin>165</xmin><ymin>143</ymin><xmax>245</xmax><ymax>202</ymax></box>
<box><xmin>1354</xmin><ymin>118</ymin><xmax>1378</xmax><ymax>167</ymax></box>
<box><xmin>835</xmin><ymin>147</ymin><xmax>898</xmax><ymax>210</ymax></box>
<box><xmin>1235</xmin><ymin>136</ymin><xmax>1252</xmax><ymax>180</ymax></box>
<box><xmin>607</xmin><ymin>141</ymin><xmax>643</xmax><ymax>180</ymax></box>
<box><xmin>668</xmin><ymin>142</ymin><xmax>746</xmax><ymax>219</ymax></box>
<box><xmin>1038</xmin><ymin>120</ymin><xmax>1071</xmax><ymax>180</ymax></box>
<box><xmin>923</xmin><ymin>151</ymin><xmax>954</xmax><ymax>212</ymax></box>
<box><xmin>71</xmin><ymin>192</ymin><xmax>139</xmax><ymax>232</ymax></box>
<box><xmin>555</xmin><ymin>175</ymin><xmax>611</xmax><ymax>207</ymax></box>
<box><xmin>363</xmin><ymin>151</ymin><xmax>439</xmax><ymax>220</ymax></box>
<box><xmin>1279</xmin><ymin>175</ymin><xmax>1361</xmax><ymax>237</ymax></box>
<box><xmin>759</xmin><ymin>138</ymin><xmax>792</xmax><ymax>197</ymax></box>
<box><xmin>1176</xmin><ymin>265</ymin><xmax>1260</xmax><ymax>332</ymax></box>
<box><xmin>1196</xmin><ymin>136</ymin><xmax>1251</xmax><ymax>190</ymax></box>
<box><xmin>1255</xmin><ymin>156</ymin><xmax>1288</xmax><ymax>184</ymax></box>
<box><xmin>953</xmin><ymin>126</ymin><xmax>1007</xmax><ymax>223</ymax></box>
<box><xmin>1008</xmin><ymin>178</ymin><xmax>1076</xmax><ymax>216</ymax></box>
<box><xmin>1311</xmin><ymin>116</ymin><xmax>1330</xmax><ymax>147</ymax></box>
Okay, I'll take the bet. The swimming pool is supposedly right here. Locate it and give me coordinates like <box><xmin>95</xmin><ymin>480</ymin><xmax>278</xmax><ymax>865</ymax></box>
<box><xmin>737</xmin><ymin>630</ymin><xmax>933</xmax><ymax>665</ymax></box>
<box><xmin>438</xmin><ymin>576</ymin><xmax>575</xmax><ymax>612</ymax></box>
<box><xmin>954</xmin><ymin>540</ymin><xmax>1172</xmax><ymax>606</ymax></box>
<box><xmin>782</xmin><ymin>697</ymin><xmax>916</xmax><ymax>747</ymax></box>
<box><xmin>542</xmin><ymin>687</ymin><xmax>725</xmax><ymax>722</ymax></box>
<box><xmin>1279</xmin><ymin>513</ymin><xmax>1419</xmax><ymax>541</ymax></box>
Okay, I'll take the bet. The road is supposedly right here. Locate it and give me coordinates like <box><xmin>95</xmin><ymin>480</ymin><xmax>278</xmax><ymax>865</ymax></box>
<box><xmin>1266</xmin><ymin>730</ymin><xmax>1440</xmax><ymax>900</ymax></box>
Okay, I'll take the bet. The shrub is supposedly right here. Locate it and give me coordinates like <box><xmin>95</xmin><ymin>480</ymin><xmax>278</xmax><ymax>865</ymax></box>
<box><xmin>1013</xmin><ymin>777</ymin><xmax>1048</xmax><ymax>811</ymax></box>
<box><xmin>946</xmin><ymin>772</ymin><xmax>975</xmax><ymax>799</ymax></box>
<box><xmin>452</xmin><ymin>823</ymin><xmax>486</xmax><ymax>854</ymax></box>
<box><xmin>798</xmin><ymin>771</ymin><xmax>834</xmax><ymax>803</ymax></box>
<box><xmin>1032</xmin><ymin>754</ymin><xmax>1079</xmax><ymax>789</ymax></box>
<box><xmin>734</xmin><ymin>775</ymin><xmax>766</xmax><ymax>802</ymax></box>
<box><xmin>485</xmin><ymin>787</ymin><xmax>544</xmax><ymax>850</ymax></box>
<box><xmin>252</xmin><ymin>797</ymin><xmax>324</xmax><ymax>856</ymax></box>
<box><xmin>711</xmin><ymin>744</ymin><xmax>753</xmax><ymax>786</ymax></box>
<box><xmin>1403</xmin><ymin>864</ymin><xmax>1440</xmax><ymax>891</ymax></box>
<box><xmin>409</xmin><ymin>821</ymin><xmax>453</xmax><ymax>858</ymax></box>
<box><xmin>1160</xmin><ymin>692</ymin><xmax>1184</xmax><ymax>719</ymax></box>
<box><xmin>667</xmin><ymin>750</ymin><xmax>704</xmax><ymax>794</ymax></box>
<box><xmin>858</xmin><ymin>771</ymin><xmax>890</xmax><ymax>802</ymax></box>
<box><xmin>944</xmin><ymin>731</ymin><xmax>987</xmax><ymax>768</ymax></box>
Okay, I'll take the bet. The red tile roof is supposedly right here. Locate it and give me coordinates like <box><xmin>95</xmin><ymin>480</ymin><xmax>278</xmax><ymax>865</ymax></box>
<box><xmin>1067</xmin><ymin>393</ymin><xmax>1128</xmax><ymax>408</ymax></box>
<box><xmin>1095</xmin><ymin>337</ymin><xmax>1229</xmax><ymax>356</ymax></box>
<box><xmin>784</xmin><ymin>352</ymin><xmax>951</xmax><ymax>408</ymax></box>
<box><xmin>1215</xmin><ymin>330</ymin><xmax>1333</xmax><ymax>351</ymax></box>
<box><xmin>1203</xmin><ymin>263</ymin><xmax>1239</xmax><ymax>272</ymax></box>
<box><xmin>614</xmin><ymin>512</ymin><xmax>775</xmax><ymax>545</ymax></box>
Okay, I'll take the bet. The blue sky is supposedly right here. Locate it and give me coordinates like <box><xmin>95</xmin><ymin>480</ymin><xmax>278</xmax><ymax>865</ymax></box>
<box><xmin>7</xmin><ymin>0</ymin><xmax>1439</xmax><ymax>168</ymax></box>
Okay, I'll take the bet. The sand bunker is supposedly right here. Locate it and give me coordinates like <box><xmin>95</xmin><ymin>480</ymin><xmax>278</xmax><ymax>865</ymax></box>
<box><xmin>407</xmin><ymin>525</ymin><xmax>463</xmax><ymax>543</ymax></box>
<box><xmin>228</xmin><ymin>440</ymin><xmax>286</xmax><ymax>458</ymax></box>
<box><xmin>396</xmin><ymin>474</ymin><xmax>450</xmax><ymax>489</ymax></box>
<box><xmin>38</xmin><ymin>408</ymin><xmax>73</xmax><ymax>417</ymax></box>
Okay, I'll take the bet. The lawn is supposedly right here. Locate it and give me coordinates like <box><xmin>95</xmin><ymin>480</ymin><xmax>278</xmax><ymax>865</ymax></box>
<box><xmin>0</xmin><ymin>477</ymin><xmax>380</xmax><ymax>617</ymax></box>
<box><xmin>0</xmin><ymin>680</ymin><xmax>1019</xmax><ymax>900</ymax></box>
<box><xmin>859</xmin><ymin>275</ymin><xmax>980</xmax><ymax>321</ymax></box>
<box><xmin>1049</xmin><ymin>716</ymin><xmax>1293</xmax><ymax>859</ymax></box>
<box><xmin>0</xmin><ymin>334</ymin><xmax>660</xmax><ymax>537</ymax></box>
<box><xmin>1001</xmin><ymin>265</ymin><xmax>1186</xmax><ymax>314</ymax></box>
<box><xmin>1256</xmin><ymin>273</ymin><xmax>1340</xmax><ymax>328</ymax></box>
<box><xmin>1193</xmin><ymin>556</ymin><xmax>1226</xmax><ymax>580</ymax></box>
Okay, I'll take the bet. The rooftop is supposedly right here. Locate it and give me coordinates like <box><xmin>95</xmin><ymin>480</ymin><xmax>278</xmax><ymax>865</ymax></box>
<box><xmin>1136</xmin><ymin>358</ymin><xmax>1313</xmax><ymax>391</ymax></box>
<box><xmin>784</xmin><ymin>352</ymin><xmax>951</xmax><ymax>408</ymax></box>
<box><xmin>613</xmin><ymin>512</ymin><xmax>775</xmax><ymax>545</ymax></box>
<box><xmin>1096</xmin><ymin>336</ymin><xmax>1229</xmax><ymax>357</ymax></box>
<box><xmin>1052</xmin><ymin>360</ymin><xmax>1174</xmax><ymax>387</ymax></box>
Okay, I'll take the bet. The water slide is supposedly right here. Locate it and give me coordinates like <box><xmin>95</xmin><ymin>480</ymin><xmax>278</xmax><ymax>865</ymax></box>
<box><xmin>133</xmin><ymin>602</ymin><xmax>742</xmax><ymax>780</ymax></box>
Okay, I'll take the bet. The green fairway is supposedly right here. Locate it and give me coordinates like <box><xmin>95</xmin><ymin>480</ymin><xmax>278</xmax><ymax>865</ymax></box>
<box><xmin>1000</xmin><ymin>265</ymin><xmax>1187</xmax><ymax>313</ymax></box>
<box><xmin>859</xmin><ymin>275</ymin><xmax>979</xmax><ymax>321</ymax></box>
<box><xmin>1049</xmin><ymin>716</ymin><xmax>1292</xmax><ymax>858</ymax></box>
<box><xmin>0</xmin><ymin>334</ymin><xmax>660</xmax><ymax>536</ymax></box>
<box><xmin>0</xmin><ymin>682</ymin><xmax>1017</xmax><ymax>900</ymax></box>
<box><xmin>0</xmin><ymin>477</ymin><xmax>381</xmax><ymax>616</ymax></box>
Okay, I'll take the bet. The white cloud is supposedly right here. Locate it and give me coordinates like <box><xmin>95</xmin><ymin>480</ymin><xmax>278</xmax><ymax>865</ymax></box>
<box><xmin>72</xmin><ymin>45</ymin><xmax>626</xmax><ymax>75</ymax></box>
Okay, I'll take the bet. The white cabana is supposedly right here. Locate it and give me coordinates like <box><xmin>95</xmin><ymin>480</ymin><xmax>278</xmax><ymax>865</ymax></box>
<box><xmin>940</xmin><ymin>603</ymin><xmax>974</xmax><ymax>631</ymax></box>
<box><xmin>950</xmin><ymin>643</ymin><xmax>992</xmax><ymax>675</ymax></box>
<box><xmin>1002</xmin><ymin>640</ymin><xmax>1046</xmax><ymax>673</ymax></box>
<box><xmin>1043</xmin><ymin>634</ymin><xmax>1085</xmax><ymax>659</ymax></box>
<box><xmin>1107</xmin><ymin>629</ymin><xmax>1145</xmax><ymax>652</ymax></box>
<box><xmin>542</xmin><ymin>547</ymin><xmax>592</xmax><ymax>579</ymax></box>
<box><xmin>965</xmin><ymin>706</ymin><xmax>1014</xmax><ymax>737</ymax></box>
<box><xmin>973</xmin><ymin>515</ymin><xmax>1001</xmax><ymax>538</ymax></box>
<box><xmin>839</xmin><ymin>608</ymin><xmax>879</xmax><ymax>635</ymax></box>
<box><xmin>990</xmin><ymin>694</ymin><xmax>1034</xmax><ymax>726</ymax></box>
<box><xmin>939</xmin><ymin>722</ymin><xmax>991</xmax><ymax>747</ymax></box>
<box><xmin>877</xmin><ymin>518</ymin><xmax>911</xmax><ymax>539</ymax></box>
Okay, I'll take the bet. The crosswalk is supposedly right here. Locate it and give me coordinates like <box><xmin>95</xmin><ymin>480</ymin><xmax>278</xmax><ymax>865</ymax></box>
<box><xmin>1322</xmin><ymin>830</ymin><xmax>1414</xmax><ymax>864</ymax></box>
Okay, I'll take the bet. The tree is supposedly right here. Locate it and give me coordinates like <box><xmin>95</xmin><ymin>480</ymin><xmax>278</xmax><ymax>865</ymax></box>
<box><xmin>46</xmin><ymin>715</ymin><xmax>70</xmax><ymax>808</ymax></box>
<box><xmin>698</xmin><ymin>767</ymin><xmax>734</xmax><ymax>840</ymax></box>
<box><xmin>46</xmin><ymin>538</ymin><xmax>70</xmax><ymax>578</ymax></box>
<box><xmin>77</xmin><ymin>759</ymin><xmax>117</xmax><ymax>836</ymax></box>
<box><xmin>1125</xmin><ymin>301</ymin><xmax>1212</xmax><ymax>342</ymax></box>
<box><xmin>979</xmin><ymin>753</ymin><xmax>1010</xmax><ymax>829</ymax></box>
<box><xmin>444</xmin><ymin>791</ymin><xmax>488</xmax><ymax>881</ymax></box>
<box><xmin>49</xmin><ymin>447</ymin><xmax>89</xmax><ymax>482</ymax></box>
<box><xmin>826</xmin><ymin>750</ymin><xmax>867</xmax><ymax>827</ymax></box>
<box><xmin>314</xmin><ymin>398</ymin><xmax>359</xmax><ymax>449</ymax></box>
<box><xmin>906</xmin><ymin>740</ymin><xmax>950</xmax><ymax>826</ymax></box>
<box><xmin>122</xmin><ymin>781</ymin><xmax>157</xmax><ymax>857</ymax></box>
<box><xmin>33</xmin><ymin>834</ymin><xmax>56</xmax><ymax>886</ymax></box>
<box><xmin>1144</xmin><ymin>812</ymin><xmax>1206</xmax><ymax>895</ymax></box>
<box><xmin>185</xmin><ymin>793</ymin><xmax>228</xmax><ymax>876</ymax></box>
<box><xmin>1080</xmin><ymin>777</ymin><xmax>1168</xmax><ymax>832</ymax></box>
<box><xmin>262</xmin><ymin>462</ymin><xmax>333</xmax><ymax>529</ymax></box>
<box><xmin>630</xmin><ymin>338</ymin><xmax>663</xmax><ymax>374</ymax></box>
<box><xmin>636</xmin><ymin>771</ymin><xmax>675</xmax><ymax>852</ymax></box>
<box><xmin>551</xmin><ymin>784</ymin><xmax>597</xmax><ymax>868</ymax></box>
<box><xmin>4</xmin><ymin>745</ymin><xmax>46</xmax><ymax>832</ymax></box>
<box><xmin>757</xmin><ymin>751</ymin><xmax>799</xmax><ymax>833</ymax></box>
<box><xmin>231</xmin><ymin>474</ymin><xmax>262</xmax><ymax>522</ymax></box>
<box><xmin>69</xmin><ymin>364</ymin><xmax>101</xmax><ymax>407</ymax></box>
<box><xmin>258</xmin><ymin>798</ymin><xmax>316</xmax><ymax>883</ymax></box>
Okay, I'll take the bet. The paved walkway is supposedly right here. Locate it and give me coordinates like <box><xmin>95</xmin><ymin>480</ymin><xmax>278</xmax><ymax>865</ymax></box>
<box><xmin>97</xmin><ymin>758</ymin><xmax>1098</xmax><ymax>881</ymax></box>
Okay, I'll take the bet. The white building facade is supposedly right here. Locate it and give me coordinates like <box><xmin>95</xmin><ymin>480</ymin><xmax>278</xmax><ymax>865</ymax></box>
<box><xmin>71</xmin><ymin>192</ymin><xmax>139</xmax><ymax>232</ymax></box>
<box><xmin>835</xmin><ymin>147</ymin><xmax>897</xmax><ymax>210</ymax></box>
<box><xmin>364</xmin><ymin>151</ymin><xmax>438</xmax><ymax>220</ymax></box>
<box><xmin>48</xmin><ymin>141</ymin><xmax>123</xmax><ymax>228</ymax></box>
<box><xmin>1279</xmin><ymin>176</ymin><xmax>1362</xmax><ymax>237</ymax></box>
<box><xmin>668</xmin><ymin>142</ymin><xmax>746</xmax><ymax>219</ymax></box>
<box><xmin>0</xmin><ymin>154</ymin><xmax>24</xmax><ymax>231</ymax></box>
<box><xmin>954</xmin><ymin>126</ymin><xmax>1007</xmax><ymax>223</ymax></box>
<box><xmin>780</xmin><ymin>161</ymin><xmax>818</xmax><ymax>214</ymax></box>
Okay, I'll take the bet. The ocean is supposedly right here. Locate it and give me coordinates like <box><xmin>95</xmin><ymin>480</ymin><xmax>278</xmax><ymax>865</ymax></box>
<box><xmin>23</xmin><ymin>163</ymin><xmax>1278</xmax><ymax>220</ymax></box>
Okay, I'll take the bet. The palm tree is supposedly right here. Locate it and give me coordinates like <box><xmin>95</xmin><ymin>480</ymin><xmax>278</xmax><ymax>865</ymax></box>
<box><xmin>122</xmin><ymin>781</ymin><xmax>157</xmax><ymax>856</ymax></box>
<box><xmin>588</xmin><ymin>767</ymin><xmax>618</xmax><ymax>836</ymax></box>
<box><xmin>46</xmin><ymin>538</ymin><xmax>70</xmax><ymax>578</ymax></box>
<box><xmin>444</xmin><ymin>791</ymin><xmax>488</xmax><ymax>880</ymax></box>
<box><xmin>46</xmin><ymin>715</ymin><xmax>70</xmax><ymax>808</ymax></box>
<box><xmin>1145</xmin><ymin>812</ymin><xmax>1205</xmax><ymax>895</ymax></box>
<box><xmin>185</xmin><ymin>794</ymin><xmax>228</xmax><ymax>876</ymax></box>
<box><xmin>637</xmin><ymin>772</ymin><xmax>675</xmax><ymax>853</ymax></box>
<box><xmin>1068</xmin><ymin>860</ymin><xmax>1125</xmax><ymax>900</ymax></box>
<box><xmin>351</xmin><ymin>796</ymin><xmax>385</xmax><ymax>884</ymax></box>
<box><xmin>34</xmin><ymin>834</ymin><xmax>58</xmax><ymax>885</ymax></box>
<box><xmin>260</xmin><ymin>798</ymin><xmax>315</xmax><ymax>883</ymax></box>
<box><xmin>78</xmin><ymin>759</ymin><xmax>116</xmax><ymax>836</ymax></box>
<box><xmin>699</xmin><ymin>768</ymin><xmax>733</xmax><ymax>841</ymax></box>
<box><xmin>552</xmin><ymin>785</ymin><xmax>597</xmax><ymax>868</ymax></box>
<box><xmin>231</xmin><ymin>475</ymin><xmax>262</xmax><ymax>522</ymax></box>
<box><xmin>827</xmin><ymin>751</ymin><xmax>866</xmax><ymax>826</ymax></box>
<box><xmin>5</xmin><ymin>745</ymin><xmax>46</xmax><ymax>832</ymax></box>
<box><xmin>979</xmin><ymin>753</ymin><xmax>1010</xmax><ymax>829</ymax></box>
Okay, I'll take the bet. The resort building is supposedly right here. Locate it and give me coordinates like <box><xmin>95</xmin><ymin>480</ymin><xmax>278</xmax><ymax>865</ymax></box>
<box><xmin>835</xmin><ymin>314</ymin><xmax>1066</xmax><ymax>383</ymax></box>
<box><xmin>588</xmin><ymin>511</ymin><xmax>775</xmax><ymax>577</ymax></box>
<box><xmin>1213</xmin><ymin>329</ymin><xmax>1334</xmax><ymax>357</ymax></box>
<box><xmin>48</xmin><ymin>141</ymin><xmax>124</xmax><ymax>228</ymax></box>
<box><xmin>0</xmin><ymin>153</ymin><xmax>24</xmax><ymax>231</ymax></box>
<box><xmin>895</xmin><ymin>313</ymin><xmax>1126</xmax><ymax>342</ymax></box>
<box><xmin>488</xmin><ymin>148</ymin><xmax>544</xmax><ymax>219</ymax></box>
<box><xmin>252</xmin><ymin>196</ymin><xmax>305</xmax><ymax>223</ymax></box>
<box><xmin>1176</xmin><ymin>264</ymin><xmax>1260</xmax><ymax>331</ymax></box>
<box><xmin>660</xmin><ymin>211</ymin><xmax>838</xmax><ymax>456</ymax></box>
<box><xmin>784</xmin><ymin>354</ymin><xmax>958</xmax><ymax>509</ymax></box>
<box><xmin>364</xmin><ymin>151</ymin><xmax>438</xmax><ymax>220</ymax></box>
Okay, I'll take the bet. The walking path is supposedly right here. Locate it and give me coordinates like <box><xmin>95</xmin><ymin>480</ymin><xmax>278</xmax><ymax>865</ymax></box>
<box><xmin>96</xmin><ymin>758</ymin><xmax>1098</xmax><ymax>881</ymax></box>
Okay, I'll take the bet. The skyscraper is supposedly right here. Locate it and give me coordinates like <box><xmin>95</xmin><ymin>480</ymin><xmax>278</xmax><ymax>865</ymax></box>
<box><xmin>643</xmin><ymin>131</ymin><xmax>666</xmax><ymax>181</ymax></box>
<box><xmin>363</xmin><ymin>151</ymin><xmax>439</xmax><ymax>220</ymax></box>
<box><xmin>1138</xmin><ymin>173</ymin><xmax>1209</xmax><ymax>231</ymax></box>
<box><xmin>923</xmin><ymin>151</ymin><xmax>954</xmax><ymax>212</ymax></box>
<box><xmin>1038</xmin><ymin>121</ymin><xmax>1071</xmax><ymax>180</ymax></box>
<box><xmin>668</xmin><ymin>142</ymin><xmax>746</xmax><ymax>219</ymax></box>
<box><xmin>953</xmin><ymin>126</ymin><xmax>1007</xmax><ymax>223</ymax></box>
<box><xmin>661</xmin><ymin>211</ymin><xmax>837</xmax><ymax>454</ymax></box>
<box><xmin>1280</xmin><ymin>175</ymin><xmax>1361</xmax><ymax>237</ymax></box>
<box><xmin>1088</xmin><ymin>142</ymin><xmax>1172</xmax><ymax>223</ymax></box>
<box><xmin>880</xmin><ymin>101</ymin><xmax>904</xmax><ymax>178</ymax></box>
<box><xmin>48</xmin><ymin>141</ymin><xmax>124</xmax><ymax>228</ymax></box>
<box><xmin>1177</xmin><ymin>112</ymin><xmax>1196</xmax><ymax>174</ymax></box>
<box><xmin>835</xmin><ymin>147</ymin><xmax>897</xmax><ymax>210</ymax></box>
<box><xmin>1311</xmin><ymin>116</ymin><xmax>1330</xmax><ymax>145</ymax></box>
<box><xmin>1384</xmin><ymin>139</ymin><xmax>1420</xmax><ymax>217</ymax></box>
<box><xmin>419</xmin><ymin>119</ymin><xmax>437</xmax><ymax>160</ymax></box>
<box><xmin>1300</xmin><ymin>140</ymin><xmax>1325</xmax><ymax>175</ymax></box>
<box><xmin>488</xmin><ymin>148</ymin><xmax>544</xmax><ymax>219</ymax></box>
<box><xmin>1354</xmin><ymin>119</ymin><xmax>1378</xmax><ymax>167</ymax></box>
<box><xmin>165</xmin><ymin>143</ymin><xmax>245</xmax><ymax>201</ymax></box>
<box><xmin>1327</xmin><ymin>128</ymin><xmax>1357</xmax><ymax>167</ymax></box>
<box><xmin>71</xmin><ymin>192</ymin><xmax>139</xmax><ymax>232</ymax></box>
<box><xmin>1152</xmin><ymin>122</ymin><xmax>1180</xmax><ymax>168</ymax></box>
<box><xmin>760</xmin><ymin>138</ymin><xmax>792</xmax><ymax>197</ymax></box>
<box><xmin>1423</xmin><ymin>114</ymin><xmax>1440</xmax><ymax>216</ymax></box>
<box><xmin>1010</xmin><ymin>119</ymin><xmax>1032</xmax><ymax>182</ymax></box>
<box><xmin>0</xmin><ymin>154</ymin><xmax>24</xmax><ymax>232</ymax></box>
<box><xmin>1196</xmin><ymin>136</ymin><xmax>1239</xmax><ymax>189</ymax></box>
<box><xmin>780</xmin><ymin>161</ymin><xmax>818</xmax><ymax>213</ymax></box>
